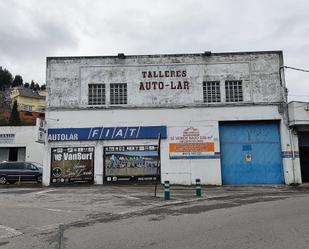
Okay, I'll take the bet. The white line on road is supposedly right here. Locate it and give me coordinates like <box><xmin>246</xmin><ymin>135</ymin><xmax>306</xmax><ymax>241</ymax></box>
<box><xmin>0</xmin><ymin>225</ymin><xmax>23</xmax><ymax>239</ymax></box>
<box><xmin>34</xmin><ymin>189</ymin><xmax>56</xmax><ymax>195</ymax></box>
<box><xmin>35</xmin><ymin>223</ymin><xmax>63</xmax><ymax>231</ymax></box>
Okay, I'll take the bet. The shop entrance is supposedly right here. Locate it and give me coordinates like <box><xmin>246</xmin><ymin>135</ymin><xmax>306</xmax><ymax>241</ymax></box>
<box><xmin>0</xmin><ymin>147</ymin><xmax>26</xmax><ymax>162</ymax></box>
<box><xmin>9</xmin><ymin>147</ymin><xmax>18</xmax><ymax>161</ymax></box>
<box><xmin>298</xmin><ymin>132</ymin><xmax>309</xmax><ymax>182</ymax></box>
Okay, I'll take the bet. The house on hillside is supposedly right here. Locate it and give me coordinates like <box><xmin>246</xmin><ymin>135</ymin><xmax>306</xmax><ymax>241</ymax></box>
<box><xmin>10</xmin><ymin>87</ymin><xmax>46</xmax><ymax>124</ymax></box>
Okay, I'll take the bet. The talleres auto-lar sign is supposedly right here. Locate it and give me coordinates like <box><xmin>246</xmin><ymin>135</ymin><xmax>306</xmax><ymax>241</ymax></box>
<box><xmin>51</xmin><ymin>147</ymin><xmax>94</xmax><ymax>184</ymax></box>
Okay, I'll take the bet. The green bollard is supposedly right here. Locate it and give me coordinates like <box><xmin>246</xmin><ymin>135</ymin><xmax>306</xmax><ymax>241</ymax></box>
<box><xmin>164</xmin><ymin>181</ymin><xmax>170</xmax><ymax>200</ymax></box>
<box><xmin>196</xmin><ymin>178</ymin><xmax>201</xmax><ymax>197</ymax></box>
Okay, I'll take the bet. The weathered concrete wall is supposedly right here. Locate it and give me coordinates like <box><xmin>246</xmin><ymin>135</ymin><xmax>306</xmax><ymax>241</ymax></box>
<box><xmin>46</xmin><ymin>52</ymin><xmax>285</xmax><ymax>109</ymax></box>
<box><xmin>289</xmin><ymin>101</ymin><xmax>309</xmax><ymax>126</ymax></box>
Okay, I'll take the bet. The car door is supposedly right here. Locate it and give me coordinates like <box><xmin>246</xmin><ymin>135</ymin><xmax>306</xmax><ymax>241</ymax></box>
<box><xmin>6</xmin><ymin>163</ymin><xmax>22</xmax><ymax>181</ymax></box>
<box><xmin>23</xmin><ymin>163</ymin><xmax>37</xmax><ymax>181</ymax></box>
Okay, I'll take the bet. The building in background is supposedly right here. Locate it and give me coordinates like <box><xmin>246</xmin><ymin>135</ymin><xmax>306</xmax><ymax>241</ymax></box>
<box><xmin>42</xmin><ymin>51</ymin><xmax>302</xmax><ymax>186</ymax></box>
<box><xmin>10</xmin><ymin>87</ymin><xmax>46</xmax><ymax>124</ymax></box>
<box><xmin>288</xmin><ymin>101</ymin><xmax>309</xmax><ymax>183</ymax></box>
<box><xmin>0</xmin><ymin>125</ymin><xmax>43</xmax><ymax>163</ymax></box>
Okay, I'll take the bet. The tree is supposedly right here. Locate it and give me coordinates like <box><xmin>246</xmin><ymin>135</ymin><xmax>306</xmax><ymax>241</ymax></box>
<box><xmin>30</xmin><ymin>80</ymin><xmax>35</xmax><ymax>89</ymax></box>
<box><xmin>12</xmin><ymin>75</ymin><xmax>23</xmax><ymax>87</ymax></box>
<box><xmin>9</xmin><ymin>100</ymin><xmax>21</xmax><ymax>126</ymax></box>
<box><xmin>24</xmin><ymin>82</ymin><xmax>30</xmax><ymax>88</ymax></box>
<box><xmin>34</xmin><ymin>83</ymin><xmax>40</xmax><ymax>91</ymax></box>
<box><xmin>0</xmin><ymin>67</ymin><xmax>13</xmax><ymax>90</ymax></box>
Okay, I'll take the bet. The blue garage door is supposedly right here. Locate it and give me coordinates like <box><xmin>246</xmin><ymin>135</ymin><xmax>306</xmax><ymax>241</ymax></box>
<box><xmin>219</xmin><ymin>121</ymin><xmax>284</xmax><ymax>184</ymax></box>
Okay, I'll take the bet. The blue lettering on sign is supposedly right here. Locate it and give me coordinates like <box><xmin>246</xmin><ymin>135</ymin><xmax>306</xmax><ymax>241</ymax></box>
<box><xmin>47</xmin><ymin>126</ymin><xmax>166</xmax><ymax>141</ymax></box>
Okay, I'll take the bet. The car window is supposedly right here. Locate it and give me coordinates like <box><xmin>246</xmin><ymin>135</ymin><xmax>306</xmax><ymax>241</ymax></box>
<box><xmin>14</xmin><ymin>163</ymin><xmax>24</xmax><ymax>170</ymax></box>
<box><xmin>30</xmin><ymin>164</ymin><xmax>38</xmax><ymax>170</ymax></box>
<box><xmin>1</xmin><ymin>163</ymin><xmax>15</xmax><ymax>169</ymax></box>
<box><xmin>24</xmin><ymin>163</ymin><xmax>31</xmax><ymax>170</ymax></box>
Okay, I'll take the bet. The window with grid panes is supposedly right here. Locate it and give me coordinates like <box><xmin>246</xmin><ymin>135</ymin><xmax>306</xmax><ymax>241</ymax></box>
<box><xmin>88</xmin><ymin>84</ymin><xmax>106</xmax><ymax>105</ymax></box>
<box><xmin>225</xmin><ymin>80</ymin><xmax>243</xmax><ymax>102</ymax></box>
<box><xmin>110</xmin><ymin>83</ymin><xmax>127</xmax><ymax>105</ymax></box>
<box><xmin>203</xmin><ymin>81</ymin><xmax>221</xmax><ymax>103</ymax></box>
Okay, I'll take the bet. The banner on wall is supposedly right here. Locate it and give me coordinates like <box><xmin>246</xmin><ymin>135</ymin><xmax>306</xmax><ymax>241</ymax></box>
<box><xmin>51</xmin><ymin>147</ymin><xmax>94</xmax><ymax>184</ymax></box>
<box><xmin>0</xmin><ymin>134</ymin><xmax>15</xmax><ymax>144</ymax></box>
<box><xmin>104</xmin><ymin>145</ymin><xmax>159</xmax><ymax>183</ymax></box>
<box><xmin>169</xmin><ymin>126</ymin><xmax>216</xmax><ymax>159</ymax></box>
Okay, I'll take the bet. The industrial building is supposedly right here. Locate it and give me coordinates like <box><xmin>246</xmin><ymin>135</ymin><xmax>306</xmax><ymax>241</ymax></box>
<box><xmin>42</xmin><ymin>51</ymin><xmax>302</xmax><ymax>186</ymax></box>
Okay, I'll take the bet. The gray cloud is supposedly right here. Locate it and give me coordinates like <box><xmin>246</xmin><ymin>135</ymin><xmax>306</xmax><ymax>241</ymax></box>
<box><xmin>0</xmin><ymin>0</ymin><xmax>308</xmax><ymax>99</ymax></box>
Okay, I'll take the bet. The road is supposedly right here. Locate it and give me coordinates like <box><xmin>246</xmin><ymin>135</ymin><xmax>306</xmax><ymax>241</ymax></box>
<box><xmin>0</xmin><ymin>185</ymin><xmax>309</xmax><ymax>248</ymax></box>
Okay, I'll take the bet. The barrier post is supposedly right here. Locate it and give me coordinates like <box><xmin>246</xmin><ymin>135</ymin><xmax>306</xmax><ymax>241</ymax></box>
<box><xmin>164</xmin><ymin>181</ymin><xmax>170</xmax><ymax>200</ymax></box>
<box><xmin>196</xmin><ymin>178</ymin><xmax>201</xmax><ymax>197</ymax></box>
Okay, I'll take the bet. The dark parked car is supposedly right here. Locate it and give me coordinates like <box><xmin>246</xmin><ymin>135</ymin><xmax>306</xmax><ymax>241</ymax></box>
<box><xmin>0</xmin><ymin>161</ymin><xmax>43</xmax><ymax>184</ymax></box>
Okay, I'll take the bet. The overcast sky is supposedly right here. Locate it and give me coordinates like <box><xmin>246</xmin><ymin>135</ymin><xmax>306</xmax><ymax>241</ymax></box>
<box><xmin>0</xmin><ymin>0</ymin><xmax>308</xmax><ymax>101</ymax></box>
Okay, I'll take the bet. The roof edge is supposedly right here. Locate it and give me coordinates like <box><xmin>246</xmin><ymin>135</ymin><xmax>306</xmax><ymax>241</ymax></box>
<box><xmin>46</xmin><ymin>50</ymin><xmax>283</xmax><ymax>61</ymax></box>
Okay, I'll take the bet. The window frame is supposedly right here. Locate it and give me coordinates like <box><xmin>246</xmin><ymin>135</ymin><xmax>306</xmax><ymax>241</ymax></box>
<box><xmin>110</xmin><ymin>83</ymin><xmax>127</xmax><ymax>105</ymax></box>
<box><xmin>225</xmin><ymin>80</ymin><xmax>243</xmax><ymax>102</ymax></box>
<box><xmin>88</xmin><ymin>83</ymin><xmax>106</xmax><ymax>105</ymax></box>
<box><xmin>203</xmin><ymin>81</ymin><xmax>221</xmax><ymax>103</ymax></box>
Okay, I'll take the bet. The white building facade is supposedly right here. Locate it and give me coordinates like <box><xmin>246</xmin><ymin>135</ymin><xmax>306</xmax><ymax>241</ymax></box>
<box><xmin>43</xmin><ymin>51</ymin><xmax>302</xmax><ymax>186</ymax></box>
<box><xmin>0</xmin><ymin>126</ymin><xmax>43</xmax><ymax>163</ymax></box>
<box><xmin>288</xmin><ymin>101</ymin><xmax>309</xmax><ymax>183</ymax></box>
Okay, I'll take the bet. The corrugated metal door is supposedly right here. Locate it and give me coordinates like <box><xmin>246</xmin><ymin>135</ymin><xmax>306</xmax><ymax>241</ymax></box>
<box><xmin>219</xmin><ymin>121</ymin><xmax>284</xmax><ymax>184</ymax></box>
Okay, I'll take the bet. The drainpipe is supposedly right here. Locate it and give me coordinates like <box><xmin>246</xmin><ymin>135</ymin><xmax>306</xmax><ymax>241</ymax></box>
<box><xmin>288</xmin><ymin>128</ymin><xmax>296</xmax><ymax>184</ymax></box>
<box><xmin>279</xmin><ymin>64</ymin><xmax>296</xmax><ymax>184</ymax></box>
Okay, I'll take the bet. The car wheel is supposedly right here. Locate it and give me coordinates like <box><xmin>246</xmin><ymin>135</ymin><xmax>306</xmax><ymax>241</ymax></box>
<box><xmin>36</xmin><ymin>175</ymin><xmax>42</xmax><ymax>183</ymax></box>
<box><xmin>0</xmin><ymin>176</ymin><xmax>8</xmax><ymax>185</ymax></box>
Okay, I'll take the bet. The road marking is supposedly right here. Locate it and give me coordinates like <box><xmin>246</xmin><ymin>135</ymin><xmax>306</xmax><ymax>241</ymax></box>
<box><xmin>45</xmin><ymin>208</ymin><xmax>64</xmax><ymax>212</ymax></box>
<box><xmin>34</xmin><ymin>189</ymin><xmax>56</xmax><ymax>195</ymax></box>
<box><xmin>35</xmin><ymin>223</ymin><xmax>63</xmax><ymax>231</ymax></box>
<box><xmin>0</xmin><ymin>225</ymin><xmax>23</xmax><ymax>239</ymax></box>
<box><xmin>113</xmin><ymin>195</ymin><xmax>139</xmax><ymax>200</ymax></box>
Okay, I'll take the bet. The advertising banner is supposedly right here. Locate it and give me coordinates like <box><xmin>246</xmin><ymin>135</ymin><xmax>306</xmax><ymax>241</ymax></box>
<box><xmin>51</xmin><ymin>147</ymin><xmax>94</xmax><ymax>184</ymax></box>
<box><xmin>169</xmin><ymin>126</ymin><xmax>216</xmax><ymax>159</ymax></box>
<box><xmin>104</xmin><ymin>145</ymin><xmax>159</xmax><ymax>183</ymax></box>
<box><xmin>48</xmin><ymin>126</ymin><xmax>167</xmax><ymax>141</ymax></box>
<box><xmin>0</xmin><ymin>134</ymin><xmax>15</xmax><ymax>144</ymax></box>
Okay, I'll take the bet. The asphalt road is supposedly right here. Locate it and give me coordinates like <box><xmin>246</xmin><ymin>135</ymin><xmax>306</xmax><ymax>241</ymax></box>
<box><xmin>0</xmin><ymin>185</ymin><xmax>309</xmax><ymax>249</ymax></box>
